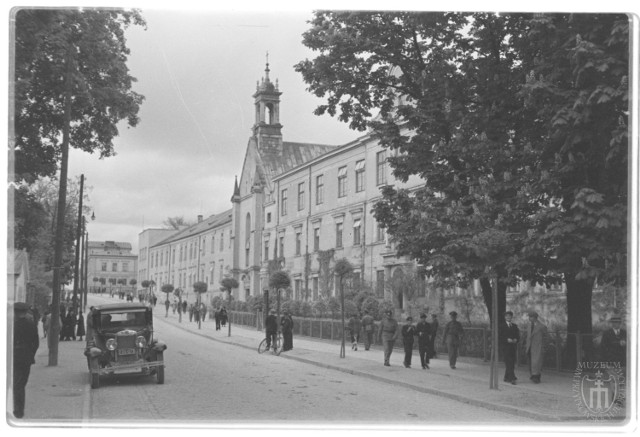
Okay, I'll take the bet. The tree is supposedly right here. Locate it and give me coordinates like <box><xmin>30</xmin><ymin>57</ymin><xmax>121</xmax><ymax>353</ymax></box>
<box><xmin>14</xmin><ymin>8</ymin><xmax>146</xmax><ymax>366</ymax></box>
<box><xmin>161</xmin><ymin>283</ymin><xmax>174</xmax><ymax>317</ymax></box>
<box><xmin>163</xmin><ymin>216</ymin><xmax>194</xmax><ymax>230</ymax></box>
<box><xmin>296</xmin><ymin>13</ymin><xmax>628</xmax><ymax>358</ymax></box>
<box><xmin>333</xmin><ymin>258</ymin><xmax>353</xmax><ymax>358</ymax></box>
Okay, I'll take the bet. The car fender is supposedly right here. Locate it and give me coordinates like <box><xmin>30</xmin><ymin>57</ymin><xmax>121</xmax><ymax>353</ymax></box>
<box><xmin>152</xmin><ymin>341</ymin><xmax>167</xmax><ymax>352</ymax></box>
<box><xmin>84</xmin><ymin>347</ymin><xmax>103</xmax><ymax>358</ymax></box>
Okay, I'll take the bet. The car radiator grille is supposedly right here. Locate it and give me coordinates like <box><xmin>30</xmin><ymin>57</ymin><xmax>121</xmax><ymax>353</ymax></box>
<box><xmin>116</xmin><ymin>334</ymin><xmax>137</xmax><ymax>363</ymax></box>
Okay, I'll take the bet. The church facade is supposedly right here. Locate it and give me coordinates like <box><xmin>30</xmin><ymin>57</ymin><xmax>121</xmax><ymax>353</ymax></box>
<box><xmin>141</xmin><ymin>62</ymin><xmax>424</xmax><ymax>308</ymax></box>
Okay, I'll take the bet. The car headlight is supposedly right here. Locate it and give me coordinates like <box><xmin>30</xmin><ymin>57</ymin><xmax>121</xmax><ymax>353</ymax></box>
<box><xmin>106</xmin><ymin>339</ymin><xmax>117</xmax><ymax>350</ymax></box>
<box><xmin>136</xmin><ymin>336</ymin><xmax>147</xmax><ymax>348</ymax></box>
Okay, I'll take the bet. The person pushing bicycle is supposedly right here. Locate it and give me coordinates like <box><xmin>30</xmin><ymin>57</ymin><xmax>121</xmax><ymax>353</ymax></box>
<box><xmin>265</xmin><ymin>309</ymin><xmax>278</xmax><ymax>351</ymax></box>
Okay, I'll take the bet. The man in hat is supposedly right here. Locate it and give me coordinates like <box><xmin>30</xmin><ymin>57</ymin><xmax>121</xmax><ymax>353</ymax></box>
<box><xmin>442</xmin><ymin>311</ymin><xmax>464</xmax><ymax>369</ymax></box>
<box><xmin>415</xmin><ymin>313</ymin><xmax>432</xmax><ymax>369</ymax></box>
<box><xmin>265</xmin><ymin>309</ymin><xmax>278</xmax><ymax>352</ymax></box>
<box><xmin>280</xmin><ymin>310</ymin><xmax>294</xmax><ymax>351</ymax></box>
<box><xmin>525</xmin><ymin>310</ymin><xmax>547</xmax><ymax>383</ymax></box>
<box><xmin>361</xmin><ymin>310</ymin><xmax>375</xmax><ymax>350</ymax></box>
<box><xmin>401</xmin><ymin>316</ymin><xmax>416</xmax><ymax>368</ymax></box>
<box><xmin>502</xmin><ymin>311</ymin><xmax>520</xmax><ymax>384</ymax></box>
<box><xmin>377</xmin><ymin>310</ymin><xmax>399</xmax><ymax>366</ymax></box>
<box><xmin>429</xmin><ymin>314</ymin><xmax>439</xmax><ymax>358</ymax></box>
<box><xmin>601</xmin><ymin>315</ymin><xmax>626</xmax><ymax>367</ymax></box>
<box><xmin>13</xmin><ymin>302</ymin><xmax>39</xmax><ymax>419</ymax></box>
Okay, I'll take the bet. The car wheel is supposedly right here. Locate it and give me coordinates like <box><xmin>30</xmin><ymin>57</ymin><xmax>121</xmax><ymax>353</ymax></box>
<box><xmin>156</xmin><ymin>352</ymin><xmax>164</xmax><ymax>384</ymax></box>
<box><xmin>90</xmin><ymin>358</ymin><xmax>100</xmax><ymax>389</ymax></box>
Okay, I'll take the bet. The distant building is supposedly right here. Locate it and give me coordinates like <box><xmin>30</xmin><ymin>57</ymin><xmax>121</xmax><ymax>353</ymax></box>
<box><xmin>87</xmin><ymin>241</ymin><xmax>138</xmax><ymax>292</ymax></box>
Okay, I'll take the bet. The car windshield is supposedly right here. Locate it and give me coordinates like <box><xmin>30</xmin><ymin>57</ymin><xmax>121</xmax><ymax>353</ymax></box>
<box><xmin>99</xmin><ymin>310</ymin><xmax>147</xmax><ymax>329</ymax></box>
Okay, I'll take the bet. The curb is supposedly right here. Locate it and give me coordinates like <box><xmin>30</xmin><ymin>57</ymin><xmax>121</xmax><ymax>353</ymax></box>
<box><xmin>154</xmin><ymin>317</ymin><xmax>578</xmax><ymax>422</ymax></box>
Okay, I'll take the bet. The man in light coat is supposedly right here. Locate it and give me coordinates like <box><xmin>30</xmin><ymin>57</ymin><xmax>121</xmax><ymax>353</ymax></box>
<box><xmin>525</xmin><ymin>310</ymin><xmax>547</xmax><ymax>384</ymax></box>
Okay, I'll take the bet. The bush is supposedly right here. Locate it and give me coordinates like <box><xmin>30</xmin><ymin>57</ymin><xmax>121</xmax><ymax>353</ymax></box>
<box><xmin>343</xmin><ymin>299</ymin><xmax>358</xmax><ymax>318</ymax></box>
<box><xmin>377</xmin><ymin>300</ymin><xmax>395</xmax><ymax>320</ymax></box>
<box><xmin>211</xmin><ymin>296</ymin><xmax>224</xmax><ymax>309</ymax></box>
<box><xmin>326</xmin><ymin>296</ymin><xmax>341</xmax><ymax>319</ymax></box>
<box><xmin>288</xmin><ymin>300</ymin><xmax>303</xmax><ymax>317</ymax></box>
<box><xmin>312</xmin><ymin>300</ymin><xmax>328</xmax><ymax>318</ymax></box>
<box><xmin>360</xmin><ymin>296</ymin><xmax>380</xmax><ymax>319</ymax></box>
<box><xmin>300</xmin><ymin>301</ymin><xmax>313</xmax><ymax>318</ymax></box>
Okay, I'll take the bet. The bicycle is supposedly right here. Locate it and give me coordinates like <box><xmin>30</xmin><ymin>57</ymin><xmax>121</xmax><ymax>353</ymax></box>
<box><xmin>258</xmin><ymin>331</ymin><xmax>282</xmax><ymax>355</ymax></box>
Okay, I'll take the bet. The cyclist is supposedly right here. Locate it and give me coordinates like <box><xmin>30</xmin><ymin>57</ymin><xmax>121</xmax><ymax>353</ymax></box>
<box><xmin>265</xmin><ymin>309</ymin><xmax>278</xmax><ymax>351</ymax></box>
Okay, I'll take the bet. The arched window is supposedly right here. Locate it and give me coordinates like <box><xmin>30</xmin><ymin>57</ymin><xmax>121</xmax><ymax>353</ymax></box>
<box><xmin>265</xmin><ymin>103</ymin><xmax>274</xmax><ymax>124</ymax></box>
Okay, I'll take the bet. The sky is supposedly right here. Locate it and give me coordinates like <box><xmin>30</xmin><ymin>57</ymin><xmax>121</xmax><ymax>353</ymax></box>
<box><xmin>63</xmin><ymin>7</ymin><xmax>362</xmax><ymax>253</ymax></box>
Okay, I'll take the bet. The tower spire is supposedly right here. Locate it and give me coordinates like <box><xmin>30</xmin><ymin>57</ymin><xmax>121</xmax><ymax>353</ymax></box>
<box><xmin>265</xmin><ymin>51</ymin><xmax>270</xmax><ymax>82</ymax></box>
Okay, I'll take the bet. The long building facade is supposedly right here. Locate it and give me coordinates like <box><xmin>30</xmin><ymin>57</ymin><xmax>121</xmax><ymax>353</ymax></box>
<box><xmin>139</xmin><ymin>62</ymin><xmax>564</xmax><ymax>314</ymax></box>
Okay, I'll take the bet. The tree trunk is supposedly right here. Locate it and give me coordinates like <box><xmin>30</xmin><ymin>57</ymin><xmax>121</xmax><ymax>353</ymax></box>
<box><xmin>480</xmin><ymin>276</ymin><xmax>506</xmax><ymax>326</ymax></box>
<box><xmin>563</xmin><ymin>273</ymin><xmax>594</xmax><ymax>367</ymax></box>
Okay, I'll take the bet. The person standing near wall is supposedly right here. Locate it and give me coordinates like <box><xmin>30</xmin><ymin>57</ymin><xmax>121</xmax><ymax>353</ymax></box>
<box><xmin>12</xmin><ymin>302</ymin><xmax>39</xmax><ymax>419</ymax></box>
<box><xmin>524</xmin><ymin>310</ymin><xmax>547</xmax><ymax>384</ymax></box>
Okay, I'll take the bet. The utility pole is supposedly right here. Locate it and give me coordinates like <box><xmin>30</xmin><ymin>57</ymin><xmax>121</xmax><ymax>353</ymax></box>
<box><xmin>49</xmin><ymin>48</ymin><xmax>74</xmax><ymax>366</ymax></box>
<box><xmin>72</xmin><ymin>174</ymin><xmax>84</xmax><ymax>313</ymax></box>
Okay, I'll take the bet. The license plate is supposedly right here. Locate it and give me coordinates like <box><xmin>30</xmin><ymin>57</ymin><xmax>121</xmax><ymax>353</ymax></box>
<box><xmin>118</xmin><ymin>348</ymin><xmax>136</xmax><ymax>355</ymax></box>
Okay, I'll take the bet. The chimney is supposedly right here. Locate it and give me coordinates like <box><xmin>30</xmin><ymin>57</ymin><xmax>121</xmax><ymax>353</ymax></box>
<box><xmin>197</xmin><ymin>215</ymin><xmax>203</xmax><ymax>223</ymax></box>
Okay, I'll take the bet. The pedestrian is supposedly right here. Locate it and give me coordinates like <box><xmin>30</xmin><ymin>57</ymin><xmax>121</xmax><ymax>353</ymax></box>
<box><xmin>64</xmin><ymin>310</ymin><xmax>77</xmax><ymax>341</ymax></box>
<box><xmin>41</xmin><ymin>311</ymin><xmax>50</xmax><ymax>339</ymax></box>
<box><xmin>200</xmin><ymin>303</ymin><xmax>207</xmax><ymax>323</ymax></box>
<box><xmin>215</xmin><ymin>308</ymin><xmax>221</xmax><ymax>330</ymax></box>
<box><xmin>401</xmin><ymin>316</ymin><xmax>416</xmax><ymax>368</ymax></box>
<box><xmin>348</xmin><ymin>313</ymin><xmax>361</xmax><ymax>351</ymax></box>
<box><xmin>76</xmin><ymin>312</ymin><xmax>86</xmax><ymax>342</ymax></box>
<box><xmin>86</xmin><ymin>307</ymin><xmax>95</xmax><ymax>343</ymax></box>
<box><xmin>429</xmin><ymin>314</ymin><xmax>439</xmax><ymax>358</ymax></box>
<box><xmin>502</xmin><ymin>311</ymin><xmax>520</xmax><ymax>384</ymax></box>
<box><xmin>30</xmin><ymin>306</ymin><xmax>41</xmax><ymax>327</ymax></box>
<box><xmin>281</xmin><ymin>310</ymin><xmax>294</xmax><ymax>351</ymax></box>
<box><xmin>194</xmin><ymin>306</ymin><xmax>200</xmax><ymax>323</ymax></box>
<box><xmin>600</xmin><ymin>315</ymin><xmax>627</xmax><ymax>367</ymax></box>
<box><xmin>182</xmin><ymin>300</ymin><xmax>188</xmax><ymax>314</ymax></box>
<box><xmin>164</xmin><ymin>299</ymin><xmax>170</xmax><ymax>317</ymax></box>
<box><xmin>524</xmin><ymin>310</ymin><xmax>547</xmax><ymax>384</ymax></box>
<box><xmin>361</xmin><ymin>310</ymin><xmax>375</xmax><ymax>350</ymax></box>
<box><xmin>442</xmin><ymin>311</ymin><xmax>464</xmax><ymax>369</ymax></box>
<box><xmin>377</xmin><ymin>310</ymin><xmax>399</xmax><ymax>366</ymax></box>
<box><xmin>265</xmin><ymin>309</ymin><xmax>278</xmax><ymax>352</ymax></box>
<box><xmin>220</xmin><ymin>307</ymin><xmax>228</xmax><ymax>327</ymax></box>
<box><xmin>189</xmin><ymin>304</ymin><xmax>194</xmax><ymax>322</ymax></box>
<box><xmin>13</xmin><ymin>302</ymin><xmax>39</xmax><ymax>419</ymax></box>
<box><xmin>415</xmin><ymin>313</ymin><xmax>432</xmax><ymax>369</ymax></box>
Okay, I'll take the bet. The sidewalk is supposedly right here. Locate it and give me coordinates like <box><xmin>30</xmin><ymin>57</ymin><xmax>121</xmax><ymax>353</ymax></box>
<box><xmin>147</xmin><ymin>301</ymin><xmax>623</xmax><ymax>423</ymax></box>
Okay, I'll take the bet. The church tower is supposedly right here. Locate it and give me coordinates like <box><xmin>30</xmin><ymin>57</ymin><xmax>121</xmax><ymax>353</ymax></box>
<box><xmin>253</xmin><ymin>54</ymin><xmax>283</xmax><ymax>155</ymax></box>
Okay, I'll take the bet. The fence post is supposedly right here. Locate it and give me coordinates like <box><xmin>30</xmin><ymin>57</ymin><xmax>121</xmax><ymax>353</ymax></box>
<box><xmin>555</xmin><ymin>330</ymin><xmax>562</xmax><ymax>372</ymax></box>
<box><xmin>576</xmin><ymin>330</ymin><xmax>582</xmax><ymax>369</ymax></box>
<box><xmin>331</xmin><ymin>320</ymin><xmax>334</xmax><ymax>340</ymax></box>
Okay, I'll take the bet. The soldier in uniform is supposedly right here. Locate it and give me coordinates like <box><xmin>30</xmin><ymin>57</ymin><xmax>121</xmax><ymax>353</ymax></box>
<box><xmin>377</xmin><ymin>310</ymin><xmax>399</xmax><ymax>366</ymax></box>
<box><xmin>415</xmin><ymin>313</ymin><xmax>432</xmax><ymax>369</ymax></box>
<box><xmin>360</xmin><ymin>310</ymin><xmax>375</xmax><ymax>350</ymax></box>
<box><xmin>13</xmin><ymin>302</ymin><xmax>39</xmax><ymax>419</ymax></box>
<box><xmin>401</xmin><ymin>316</ymin><xmax>416</xmax><ymax>368</ymax></box>
<box><xmin>442</xmin><ymin>311</ymin><xmax>464</xmax><ymax>369</ymax></box>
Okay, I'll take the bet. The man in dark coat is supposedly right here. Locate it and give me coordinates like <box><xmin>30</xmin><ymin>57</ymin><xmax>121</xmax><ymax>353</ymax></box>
<box><xmin>76</xmin><ymin>312</ymin><xmax>86</xmax><ymax>341</ymax></box>
<box><xmin>429</xmin><ymin>314</ymin><xmax>439</xmax><ymax>358</ymax></box>
<box><xmin>601</xmin><ymin>315</ymin><xmax>626</xmax><ymax>367</ymax></box>
<box><xmin>13</xmin><ymin>302</ymin><xmax>39</xmax><ymax>419</ymax></box>
<box><xmin>281</xmin><ymin>311</ymin><xmax>294</xmax><ymax>351</ymax></box>
<box><xmin>401</xmin><ymin>316</ymin><xmax>416</xmax><ymax>368</ymax></box>
<box><xmin>360</xmin><ymin>310</ymin><xmax>375</xmax><ymax>350</ymax></box>
<box><xmin>501</xmin><ymin>311</ymin><xmax>520</xmax><ymax>384</ymax></box>
<box><xmin>214</xmin><ymin>308</ymin><xmax>221</xmax><ymax>330</ymax></box>
<box><xmin>265</xmin><ymin>309</ymin><xmax>278</xmax><ymax>351</ymax></box>
<box><xmin>442</xmin><ymin>311</ymin><xmax>464</xmax><ymax>369</ymax></box>
<box><xmin>415</xmin><ymin>313</ymin><xmax>432</xmax><ymax>369</ymax></box>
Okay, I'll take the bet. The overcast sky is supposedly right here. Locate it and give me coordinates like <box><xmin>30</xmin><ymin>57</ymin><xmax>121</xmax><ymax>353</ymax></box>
<box><xmin>65</xmin><ymin>7</ymin><xmax>361</xmax><ymax>253</ymax></box>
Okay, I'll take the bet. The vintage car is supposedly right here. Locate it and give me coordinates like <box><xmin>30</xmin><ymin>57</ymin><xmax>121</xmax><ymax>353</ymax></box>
<box><xmin>84</xmin><ymin>303</ymin><xmax>166</xmax><ymax>388</ymax></box>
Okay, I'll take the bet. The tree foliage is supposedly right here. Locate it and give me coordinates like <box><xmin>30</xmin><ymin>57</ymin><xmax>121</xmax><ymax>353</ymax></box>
<box><xmin>14</xmin><ymin>8</ymin><xmax>146</xmax><ymax>184</ymax></box>
<box><xmin>296</xmin><ymin>12</ymin><xmax>629</xmax><ymax>335</ymax></box>
<box><xmin>163</xmin><ymin>216</ymin><xmax>194</xmax><ymax>230</ymax></box>
<box><xmin>220</xmin><ymin>277</ymin><xmax>239</xmax><ymax>293</ymax></box>
<box><xmin>193</xmin><ymin>281</ymin><xmax>208</xmax><ymax>294</ymax></box>
<box><xmin>161</xmin><ymin>283</ymin><xmax>174</xmax><ymax>295</ymax></box>
<box><xmin>269</xmin><ymin>270</ymin><xmax>291</xmax><ymax>291</ymax></box>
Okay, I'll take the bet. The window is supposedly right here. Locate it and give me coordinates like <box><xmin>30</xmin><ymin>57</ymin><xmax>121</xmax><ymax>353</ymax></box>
<box><xmin>316</xmin><ymin>175</ymin><xmax>324</xmax><ymax>205</ymax></box>
<box><xmin>123</xmin><ymin>263</ymin><xmax>129</xmax><ymax>272</ymax></box>
<box><xmin>267</xmin><ymin>212</ymin><xmax>271</xmax><ymax>223</ymax></box>
<box><xmin>245</xmin><ymin>248</ymin><xmax>250</xmax><ymax>267</ymax></box>
<box><xmin>312</xmin><ymin>277</ymin><xmax>319</xmax><ymax>300</ymax></box>
<box><xmin>295</xmin><ymin>231</ymin><xmax>302</xmax><ymax>256</ymax></box>
<box><xmin>336</xmin><ymin>223</ymin><xmax>343</xmax><ymax>248</ymax></box>
<box><xmin>279</xmin><ymin>235</ymin><xmax>285</xmax><ymax>258</ymax></box>
<box><xmin>355</xmin><ymin>160</ymin><xmax>365</xmax><ymax>192</ymax></box>
<box><xmin>281</xmin><ymin>189</ymin><xmax>288</xmax><ymax>216</ymax></box>
<box><xmin>172</xmin><ymin>249</ymin><xmax>176</xmax><ymax>263</ymax></box>
<box><xmin>101</xmin><ymin>262</ymin><xmax>107</xmax><ymax>272</ymax></box>
<box><xmin>294</xmin><ymin>279</ymin><xmax>302</xmax><ymax>300</ymax></box>
<box><xmin>376</xmin><ymin>151</ymin><xmax>387</xmax><ymax>185</ymax></box>
<box><xmin>298</xmin><ymin>182</ymin><xmax>305</xmax><ymax>211</ymax></box>
<box><xmin>264</xmin><ymin>240</ymin><xmax>270</xmax><ymax>261</ymax></box>
<box><xmin>211</xmin><ymin>236</ymin><xmax>215</xmax><ymax>253</ymax></box>
<box><xmin>337</xmin><ymin>166</ymin><xmax>347</xmax><ymax>197</ymax></box>
<box><xmin>160</xmin><ymin>252</ymin><xmax>163</xmax><ymax>266</ymax></box>
<box><xmin>112</xmin><ymin>263</ymin><xmax>118</xmax><ymax>272</ymax></box>
<box><xmin>376</xmin><ymin>223</ymin><xmax>386</xmax><ymax>242</ymax></box>
<box><xmin>156</xmin><ymin>253</ymin><xmax>159</xmax><ymax>266</ymax></box>
<box><xmin>220</xmin><ymin>232</ymin><xmax>224</xmax><ymax>251</ymax></box>
<box><xmin>353</xmin><ymin>219</ymin><xmax>361</xmax><ymax>245</ymax></box>
<box><xmin>376</xmin><ymin>270</ymin><xmax>385</xmax><ymax>297</ymax></box>
<box><xmin>313</xmin><ymin>228</ymin><xmax>320</xmax><ymax>252</ymax></box>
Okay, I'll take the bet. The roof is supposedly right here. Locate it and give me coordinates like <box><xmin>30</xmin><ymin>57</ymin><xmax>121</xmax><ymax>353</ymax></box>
<box><xmin>259</xmin><ymin>141</ymin><xmax>338</xmax><ymax>182</ymax></box>
<box><xmin>152</xmin><ymin>208</ymin><xmax>233</xmax><ymax>247</ymax></box>
<box><xmin>93</xmin><ymin>303</ymin><xmax>150</xmax><ymax>312</ymax></box>
<box><xmin>89</xmin><ymin>241</ymin><xmax>133</xmax><ymax>251</ymax></box>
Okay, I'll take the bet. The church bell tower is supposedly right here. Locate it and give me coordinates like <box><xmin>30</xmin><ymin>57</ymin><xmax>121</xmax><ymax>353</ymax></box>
<box><xmin>253</xmin><ymin>53</ymin><xmax>283</xmax><ymax>154</ymax></box>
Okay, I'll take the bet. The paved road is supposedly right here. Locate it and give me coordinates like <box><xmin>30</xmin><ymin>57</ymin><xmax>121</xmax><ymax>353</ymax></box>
<box><xmin>81</xmin><ymin>296</ymin><xmax>521</xmax><ymax>424</ymax></box>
